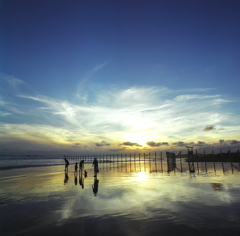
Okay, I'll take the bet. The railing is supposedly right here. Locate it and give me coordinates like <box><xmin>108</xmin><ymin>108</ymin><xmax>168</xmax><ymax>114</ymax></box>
<box><xmin>64</xmin><ymin>149</ymin><xmax>240</xmax><ymax>174</ymax></box>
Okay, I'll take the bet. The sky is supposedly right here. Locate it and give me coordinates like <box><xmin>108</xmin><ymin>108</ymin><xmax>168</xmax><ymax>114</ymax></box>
<box><xmin>1</xmin><ymin>0</ymin><xmax>240</xmax><ymax>155</ymax></box>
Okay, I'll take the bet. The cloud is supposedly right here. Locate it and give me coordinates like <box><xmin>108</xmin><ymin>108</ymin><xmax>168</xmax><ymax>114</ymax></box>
<box><xmin>195</xmin><ymin>139</ymin><xmax>240</xmax><ymax>151</ymax></box>
<box><xmin>18</xmin><ymin>94</ymin><xmax>84</xmax><ymax>127</ymax></box>
<box><xmin>92</xmin><ymin>61</ymin><xmax>109</xmax><ymax>73</ymax></box>
<box><xmin>1</xmin><ymin>74</ymin><xmax>240</xmax><ymax>154</ymax></box>
<box><xmin>203</xmin><ymin>125</ymin><xmax>215</xmax><ymax>131</ymax></box>
<box><xmin>95</xmin><ymin>141</ymin><xmax>110</xmax><ymax>147</ymax></box>
<box><xmin>0</xmin><ymin>73</ymin><xmax>33</xmax><ymax>98</ymax></box>
<box><xmin>228</xmin><ymin>140</ymin><xmax>240</xmax><ymax>145</ymax></box>
<box><xmin>172</xmin><ymin>141</ymin><xmax>187</xmax><ymax>146</ymax></box>
<box><xmin>195</xmin><ymin>141</ymin><xmax>206</xmax><ymax>146</ymax></box>
<box><xmin>171</xmin><ymin>141</ymin><xmax>206</xmax><ymax>148</ymax></box>
<box><xmin>0</xmin><ymin>111</ymin><xmax>11</xmax><ymax>116</ymax></box>
<box><xmin>4</xmin><ymin>82</ymin><xmax>237</xmax><ymax>138</ymax></box>
<box><xmin>80</xmin><ymin>61</ymin><xmax>110</xmax><ymax>84</ymax></box>
<box><xmin>219</xmin><ymin>139</ymin><xmax>225</xmax><ymax>144</ymax></box>
<box><xmin>122</xmin><ymin>142</ymin><xmax>142</xmax><ymax>147</ymax></box>
<box><xmin>146</xmin><ymin>141</ymin><xmax>169</xmax><ymax>147</ymax></box>
<box><xmin>1</xmin><ymin>73</ymin><xmax>26</xmax><ymax>89</ymax></box>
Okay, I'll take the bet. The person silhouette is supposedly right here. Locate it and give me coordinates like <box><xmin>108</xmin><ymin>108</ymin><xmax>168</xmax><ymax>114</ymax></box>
<box><xmin>64</xmin><ymin>158</ymin><xmax>69</xmax><ymax>171</ymax></box>
<box><xmin>75</xmin><ymin>162</ymin><xmax>78</xmax><ymax>172</ymax></box>
<box><xmin>92</xmin><ymin>177</ymin><xmax>99</xmax><ymax>196</ymax></box>
<box><xmin>79</xmin><ymin>160</ymin><xmax>84</xmax><ymax>170</ymax></box>
<box><xmin>92</xmin><ymin>158</ymin><xmax>99</xmax><ymax>177</ymax></box>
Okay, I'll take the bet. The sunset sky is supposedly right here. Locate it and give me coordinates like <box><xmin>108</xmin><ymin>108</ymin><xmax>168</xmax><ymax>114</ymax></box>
<box><xmin>1</xmin><ymin>0</ymin><xmax>240</xmax><ymax>155</ymax></box>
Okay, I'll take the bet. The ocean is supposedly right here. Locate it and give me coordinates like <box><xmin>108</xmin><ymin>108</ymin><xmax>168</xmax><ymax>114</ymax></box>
<box><xmin>0</xmin><ymin>155</ymin><xmax>65</xmax><ymax>170</ymax></box>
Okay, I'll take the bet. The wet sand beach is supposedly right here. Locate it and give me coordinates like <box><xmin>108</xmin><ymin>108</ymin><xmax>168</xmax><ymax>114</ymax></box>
<box><xmin>0</xmin><ymin>161</ymin><xmax>240</xmax><ymax>236</ymax></box>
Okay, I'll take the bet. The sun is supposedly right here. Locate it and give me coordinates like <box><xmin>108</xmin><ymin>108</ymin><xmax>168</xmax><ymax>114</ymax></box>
<box><xmin>126</xmin><ymin>133</ymin><xmax>148</xmax><ymax>146</ymax></box>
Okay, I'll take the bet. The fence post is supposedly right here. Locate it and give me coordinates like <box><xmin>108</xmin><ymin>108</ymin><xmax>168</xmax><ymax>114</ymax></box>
<box><xmin>220</xmin><ymin>150</ymin><xmax>225</xmax><ymax>173</ymax></box>
<box><xmin>161</xmin><ymin>152</ymin><xmax>163</xmax><ymax>173</ymax></box>
<box><xmin>179</xmin><ymin>151</ymin><xmax>182</xmax><ymax>172</ymax></box>
<box><xmin>154</xmin><ymin>152</ymin><xmax>157</xmax><ymax>172</ymax></box>
<box><xmin>196</xmin><ymin>150</ymin><xmax>199</xmax><ymax>173</ymax></box>
<box><xmin>149</xmin><ymin>152</ymin><xmax>151</xmax><ymax>172</ymax></box>
<box><xmin>204</xmin><ymin>150</ymin><xmax>207</xmax><ymax>173</ymax></box>
<box><xmin>212</xmin><ymin>150</ymin><xmax>216</xmax><ymax>172</ymax></box>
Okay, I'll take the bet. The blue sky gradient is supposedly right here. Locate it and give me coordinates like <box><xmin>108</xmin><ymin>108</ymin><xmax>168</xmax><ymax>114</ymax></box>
<box><xmin>1</xmin><ymin>0</ymin><xmax>240</xmax><ymax>155</ymax></box>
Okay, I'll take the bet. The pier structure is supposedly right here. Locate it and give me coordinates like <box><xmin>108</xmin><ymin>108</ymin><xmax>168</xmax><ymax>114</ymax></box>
<box><xmin>63</xmin><ymin>149</ymin><xmax>240</xmax><ymax>175</ymax></box>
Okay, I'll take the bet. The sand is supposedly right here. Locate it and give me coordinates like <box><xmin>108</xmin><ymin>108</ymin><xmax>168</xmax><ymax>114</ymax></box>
<box><xmin>0</xmin><ymin>162</ymin><xmax>240</xmax><ymax>236</ymax></box>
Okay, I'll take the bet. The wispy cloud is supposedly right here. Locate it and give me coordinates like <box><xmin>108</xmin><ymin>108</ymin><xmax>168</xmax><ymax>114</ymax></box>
<box><xmin>1</xmin><ymin>75</ymin><xmax>240</xmax><ymax>153</ymax></box>
<box><xmin>0</xmin><ymin>100</ymin><xmax>25</xmax><ymax>115</ymax></box>
<box><xmin>0</xmin><ymin>73</ymin><xmax>31</xmax><ymax>95</ymax></box>
<box><xmin>1</xmin><ymin>73</ymin><xmax>26</xmax><ymax>88</ymax></box>
<box><xmin>92</xmin><ymin>61</ymin><xmax>110</xmax><ymax>73</ymax></box>
<box><xmin>75</xmin><ymin>61</ymin><xmax>110</xmax><ymax>102</ymax></box>
<box><xmin>80</xmin><ymin>61</ymin><xmax>110</xmax><ymax>84</ymax></box>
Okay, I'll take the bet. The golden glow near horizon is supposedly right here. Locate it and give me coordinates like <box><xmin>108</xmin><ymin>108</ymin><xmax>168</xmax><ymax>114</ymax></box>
<box><xmin>1</xmin><ymin>77</ymin><xmax>240</xmax><ymax>154</ymax></box>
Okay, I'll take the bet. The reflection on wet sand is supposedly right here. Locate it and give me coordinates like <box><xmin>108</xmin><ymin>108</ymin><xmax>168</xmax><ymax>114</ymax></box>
<box><xmin>78</xmin><ymin>169</ymin><xmax>87</xmax><ymax>189</ymax></box>
<box><xmin>92</xmin><ymin>177</ymin><xmax>99</xmax><ymax>196</ymax></box>
<box><xmin>74</xmin><ymin>171</ymin><xmax>78</xmax><ymax>185</ymax></box>
<box><xmin>210</xmin><ymin>183</ymin><xmax>223</xmax><ymax>191</ymax></box>
<box><xmin>96</xmin><ymin>157</ymin><xmax>239</xmax><ymax>176</ymax></box>
<box><xmin>64</xmin><ymin>171</ymin><xmax>69</xmax><ymax>184</ymax></box>
<box><xmin>56</xmin><ymin>160</ymin><xmax>240</xmax><ymax>236</ymax></box>
<box><xmin>0</xmin><ymin>160</ymin><xmax>239</xmax><ymax>236</ymax></box>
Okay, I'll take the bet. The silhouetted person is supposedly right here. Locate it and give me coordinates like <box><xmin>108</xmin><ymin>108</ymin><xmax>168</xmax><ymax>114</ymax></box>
<box><xmin>84</xmin><ymin>170</ymin><xmax>88</xmax><ymax>178</ymax></box>
<box><xmin>92</xmin><ymin>177</ymin><xmax>99</xmax><ymax>196</ymax></box>
<box><xmin>64</xmin><ymin>172</ymin><xmax>69</xmax><ymax>184</ymax></box>
<box><xmin>92</xmin><ymin>158</ymin><xmax>99</xmax><ymax>177</ymax></box>
<box><xmin>64</xmin><ymin>158</ymin><xmax>69</xmax><ymax>171</ymax></box>
<box><xmin>79</xmin><ymin>160</ymin><xmax>84</xmax><ymax>170</ymax></box>
<box><xmin>75</xmin><ymin>162</ymin><xmax>78</xmax><ymax>172</ymax></box>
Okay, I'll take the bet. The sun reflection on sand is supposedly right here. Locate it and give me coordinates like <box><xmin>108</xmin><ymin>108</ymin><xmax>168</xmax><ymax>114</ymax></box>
<box><xmin>135</xmin><ymin>171</ymin><xmax>148</xmax><ymax>182</ymax></box>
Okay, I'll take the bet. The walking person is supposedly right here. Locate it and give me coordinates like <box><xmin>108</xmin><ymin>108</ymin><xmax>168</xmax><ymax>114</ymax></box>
<box><xmin>92</xmin><ymin>158</ymin><xmax>99</xmax><ymax>177</ymax></box>
<box><xmin>79</xmin><ymin>160</ymin><xmax>84</xmax><ymax>171</ymax></box>
<box><xmin>64</xmin><ymin>158</ymin><xmax>69</xmax><ymax>172</ymax></box>
<box><xmin>75</xmin><ymin>162</ymin><xmax>78</xmax><ymax>172</ymax></box>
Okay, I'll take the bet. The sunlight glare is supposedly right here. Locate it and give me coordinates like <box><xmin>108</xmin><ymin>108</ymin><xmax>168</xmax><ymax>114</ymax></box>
<box><xmin>126</xmin><ymin>133</ymin><xmax>148</xmax><ymax>146</ymax></box>
<box><xmin>135</xmin><ymin>171</ymin><xmax>148</xmax><ymax>182</ymax></box>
